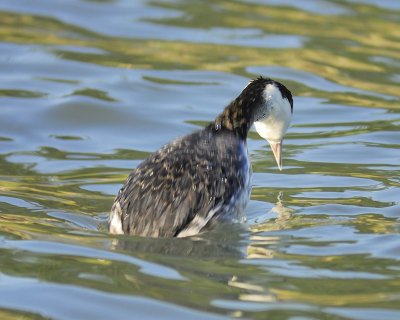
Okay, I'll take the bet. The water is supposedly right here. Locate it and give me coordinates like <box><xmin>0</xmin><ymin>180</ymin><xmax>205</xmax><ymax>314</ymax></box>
<box><xmin>1</xmin><ymin>0</ymin><xmax>400</xmax><ymax>319</ymax></box>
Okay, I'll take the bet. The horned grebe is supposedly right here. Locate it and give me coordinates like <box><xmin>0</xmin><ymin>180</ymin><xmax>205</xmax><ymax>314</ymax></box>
<box><xmin>109</xmin><ymin>77</ymin><xmax>293</xmax><ymax>237</ymax></box>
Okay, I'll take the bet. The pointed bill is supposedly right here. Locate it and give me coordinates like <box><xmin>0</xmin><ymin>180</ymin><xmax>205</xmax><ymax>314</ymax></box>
<box><xmin>269</xmin><ymin>141</ymin><xmax>283</xmax><ymax>171</ymax></box>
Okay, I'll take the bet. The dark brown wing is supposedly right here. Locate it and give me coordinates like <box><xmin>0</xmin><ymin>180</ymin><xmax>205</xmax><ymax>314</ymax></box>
<box><xmin>110</xmin><ymin>127</ymin><xmax>249</xmax><ymax>237</ymax></box>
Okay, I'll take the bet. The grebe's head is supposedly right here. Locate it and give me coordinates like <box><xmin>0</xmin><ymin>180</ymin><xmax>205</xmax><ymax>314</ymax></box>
<box><xmin>246</xmin><ymin>77</ymin><xmax>293</xmax><ymax>170</ymax></box>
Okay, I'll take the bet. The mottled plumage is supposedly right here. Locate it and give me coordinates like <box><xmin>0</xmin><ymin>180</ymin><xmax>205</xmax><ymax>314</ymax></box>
<box><xmin>109</xmin><ymin>77</ymin><xmax>293</xmax><ymax>238</ymax></box>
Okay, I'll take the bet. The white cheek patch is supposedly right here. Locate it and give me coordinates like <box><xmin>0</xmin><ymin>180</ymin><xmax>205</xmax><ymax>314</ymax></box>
<box><xmin>254</xmin><ymin>84</ymin><xmax>292</xmax><ymax>143</ymax></box>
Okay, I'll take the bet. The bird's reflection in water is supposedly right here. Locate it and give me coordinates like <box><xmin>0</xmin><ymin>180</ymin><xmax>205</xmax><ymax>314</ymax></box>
<box><xmin>269</xmin><ymin>191</ymin><xmax>296</xmax><ymax>222</ymax></box>
<box><xmin>110</xmin><ymin>223</ymin><xmax>248</xmax><ymax>286</ymax></box>
<box><xmin>247</xmin><ymin>191</ymin><xmax>296</xmax><ymax>259</ymax></box>
<box><xmin>111</xmin><ymin>222</ymin><xmax>248</xmax><ymax>260</ymax></box>
<box><xmin>227</xmin><ymin>192</ymin><xmax>295</xmax><ymax>306</ymax></box>
<box><xmin>251</xmin><ymin>191</ymin><xmax>296</xmax><ymax>233</ymax></box>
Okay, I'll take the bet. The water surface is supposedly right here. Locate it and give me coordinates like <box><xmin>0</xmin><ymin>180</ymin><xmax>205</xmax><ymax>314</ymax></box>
<box><xmin>1</xmin><ymin>0</ymin><xmax>400</xmax><ymax>319</ymax></box>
